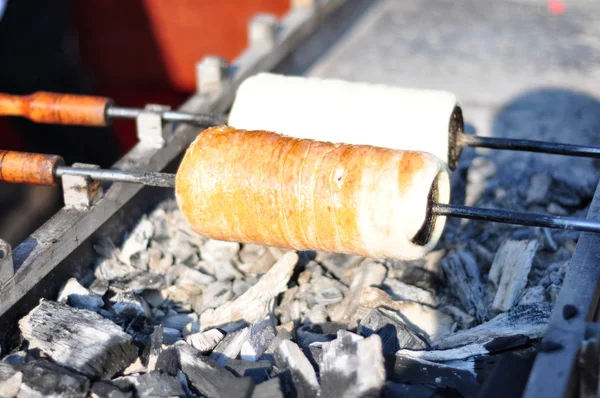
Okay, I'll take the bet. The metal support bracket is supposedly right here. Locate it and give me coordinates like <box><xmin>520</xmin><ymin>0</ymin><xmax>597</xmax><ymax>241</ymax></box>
<box><xmin>196</xmin><ymin>56</ymin><xmax>230</xmax><ymax>94</ymax></box>
<box><xmin>0</xmin><ymin>239</ymin><xmax>13</xmax><ymax>286</ymax></box>
<box><xmin>136</xmin><ymin>104</ymin><xmax>171</xmax><ymax>147</ymax></box>
<box><xmin>249</xmin><ymin>13</ymin><xmax>279</xmax><ymax>49</ymax></box>
<box><xmin>62</xmin><ymin>163</ymin><xmax>103</xmax><ymax>210</ymax></box>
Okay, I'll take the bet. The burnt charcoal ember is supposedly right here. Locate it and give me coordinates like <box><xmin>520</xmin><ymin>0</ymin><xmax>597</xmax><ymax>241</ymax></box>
<box><xmin>210</xmin><ymin>326</ymin><xmax>251</xmax><ymax>367</ymax></box>
<box><xmin>162</xmin><ymin>313</ymin><xmax>198</xmax><ymax>332</ymax></box>
<box><xmin>19</xmin><ymin>300</ymin><xmax>137</xmax><ymax>378</ymax></box>
<box><xmin>200</xmin><ymin>281</ymin><xmax>234</xmax><ymax>312</ymax></box>
<box><xmin>241</xmin><ymin>319</ymin><xmax>277</xmax><ymax>361</ymax></box>
<box><xmin>477</xmin><ymin>351</ymin><xmax>536</xmax><ymax>398</ymax></box>
<box><xmin>176</xmin><ymin>342</ymin><xmax>255</xmax><ymax>398</ymax></box>
<box><xmin>316</xmin><ymin>252</ymin><xmax>364</xmax><ymax>284</ymax></box>
<box><xmin>489</xmin><ymin>240</ymin><xmax>539</xmax><ymax>312</ymax></box>
<box><xmin>442</xmin><ymin>305</ymin><xmax>475</xmax><ymax>329</ymax></box>
<box><xmin>320</xmin><ymin>332</ymin><xmax>385</xmax><ymax>398</ymax></box>
<box><xmin>330</xmin><ymin>260</ymin><xmax>387</xmax><ymax>325</ymax></box>
<box><xmin>225</xmin><ymin>359</ymin><xmax>272</xmax><ymax>383</ymax></box>
<box><xmin>352</xmin><ymin>287</ymin><xmax>453</xmax><ymax>343</ymax></box>
<box><xmin>163</xmin><ymin>327</ymin><xmax>182</xmax><ymax>344</ymax></box>
<box><xmin>386</xmin><ymin>260</ymin><xmax>442</xmax><ymax>293</ymax></box>
<box><xmin>201</xmin><ymin>252</ymin><xmax>298</xmax><ymax>330</ymax></box>
<box><xmin>141</xmin><ymin>326</ymin><xmax>163</xmax><ymax>370</ymax></box>
<box><xmin>390</xmin><ymin>355</ymin><xmax>479</xmax><ymax>397</ymax></box>
<box><xmin>119</xmin><ymin>216</ymin><xmax>155</xmax><ymax>266</ymax></box>
<box><xmin>275</xmin><ymin>340</ymin><xmax>319</xmax><ymax>398</ymax></box>
<box><xmin>213</xmin><ymin>260</ymin><xmax>244</xmax><ymax>281</ymax></box>
<box><xmin>314</xmin><ymin>287</ymin><xmax>344</xmax><ymax>305</ymax></box>
<box><xmin>238</xmin><ymin>245</ymin><xmax>282</xmax><ymax>275</ymax></box>
<box><xmin>89</xmin><ymin>278</ymin><xmax>110</xmax><ymax>297</ymax></box>
<box><xmin>251</xmin><ymin>378</ymin><xmax>284</xmax><ymax>398</ymax></box>
<box><xmin>525</xmin><ymin>173</ymin><xmax>552</xmax><ymax>205</ymax></box>
<box><xmin>156</xmin><ymin>347</ymin><xmax>180</xmax><ymax>376</ymax></box>
<box><xmin>484</xmin><ymin>334</ymin><xmax>531</xmax><ymax>354</ymax></box>
<box><xmin>396</xmin><ymin>342</ymin><xmax>488</xmax><ymax>362</ymax></box>
<box><xmin>358</xmin><ymin>307</ymin><xmax>430</xmax><ymax>351</ymax></box>
<box><xmin>381</xmin><ymin>278</ymin><xmax>437</xmax><ymax>306</ymax></box>
<box><xmin>130</xmin><ymin>371</ymin><xmax>186</xmax><ymax>398</ymax></box>
<box><xmin>1</xmin><ymin>351</ymin><xmax>27</xmax><ymax>365</ymax></box>
<box><xmin>518</xmin><ymin>286</ymin><xmax>547</xmax><ymax>306</ymax></box>
<box><xmin>296</xmin><ymin>322</ymin><xmax>347</xmax><ymax>348</ymax></box>
<box><xmin>201</xmin><ymin>239</ymin><xmax>240</xmax><ymax>263</ymax></box>
<box><xmin>440</xmin><ymin>249</ymin><xmax>488</xmax><ymax>322</ymax></box>
<box><xmin>186</xmin><ymin>328</ymin><xmax>225</xmax><ymax>354</ymax></box>
<box><xmin>109</xmin><ymin>292</ymin><xmax>151</xmax><ymax>321</ymax></box>
<box><xmin>57</xmin><ymin>278</ymin><xmax>104</xmax><ymax>312</ymax></box>
<box><xmin>90</xmin><ymin>380</ymin><xmax>132</xmax><ymax>398</ymax></box>
<box><xmin>436</xmin><ymin>303</ymin><xmax>553</xmax><ymax>349</ymax></box>
<box><xmin>110</xmin><ymin>272</ymin><xmax>166</xmax><ymax>293</ymax></box>
<box><xmin>14</xmin><ymin>360</ymin><xmax>90</xmax><ymax>398</ymax></box>
<box><xmin>93</xmin><ymin>238</ymin><xmax>137</xmax><ymax>281</ymax></box>
<box><xmin>0</xmin><ymin>362</ymin><xmax>22</xmax><ymax>398</ymax></box>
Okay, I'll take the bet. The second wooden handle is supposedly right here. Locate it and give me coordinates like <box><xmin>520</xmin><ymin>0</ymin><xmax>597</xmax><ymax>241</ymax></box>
<box><xmin>0</xmin><ymin>150</ymin><xmax>64</xmax><ymax>185</ymax></box>
<box><xmin>0</xmin><ymin>92</ymin><xmax>112</xmax><ymax>126</ymax></box>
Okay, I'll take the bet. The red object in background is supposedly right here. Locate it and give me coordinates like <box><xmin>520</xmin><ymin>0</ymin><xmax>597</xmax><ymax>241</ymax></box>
<box><xmin>69</xmin><ymin>0</ymin><xmax>290</xmax><ymax>154</ymax></box>
<box><xmin>547</xmin><ymin>0</ymin><xmax>565</xmax><ymax>15</ymax></box>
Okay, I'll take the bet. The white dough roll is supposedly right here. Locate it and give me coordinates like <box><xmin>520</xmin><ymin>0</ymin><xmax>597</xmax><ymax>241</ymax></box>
<box><xmin>228</xmin><ymin>73</ymin><xmax>464</xmax><ymax>169</ymax></box>
<box><xmin>176</xmin><ymin>126</ymin><xmax>450</xmax><ymax>260</ymax></box>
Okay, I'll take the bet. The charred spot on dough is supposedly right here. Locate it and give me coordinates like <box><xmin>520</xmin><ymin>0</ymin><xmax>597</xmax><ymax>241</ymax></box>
<box><xmin>447</xmin><ymin>105</ymin><xmax>464</xmax><ymax>170</ymax></box>
<box><xmin>411</xmin><ymin>172</ymin><xmax>441</xmax><ymax>246</ymax></box>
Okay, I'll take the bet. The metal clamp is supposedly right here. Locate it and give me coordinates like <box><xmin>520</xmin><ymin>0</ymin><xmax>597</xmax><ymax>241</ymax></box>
<box><xmin>136</xmin><ymin>104</ymin><xmax>172</xmax><ymax>147</ymax></box>
<box><xmin>62</xmin><ymin>163</ymin><xmax>103</xmax><ymax>210</ymax></box>
<box><xmin>249</xmin><ymin>13</ymin><xmax>279</xmax><ymax>49</ymax></box>
<box><xmin>0</xmin><ymin>239</ymin><xmax>14</xmax><ymax>286</ymax></box>
<box><xmin>196</xmin><ymin>56</ymin><xmax>230</xmax><ymax>94</ymax></box>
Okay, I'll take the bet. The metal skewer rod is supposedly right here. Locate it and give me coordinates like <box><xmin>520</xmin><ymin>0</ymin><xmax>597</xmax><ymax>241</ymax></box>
<box><xmin>459</xmin><ymin>133</ymin><xmax>600</xmax><ymax>159</ymax></box>
<box><xmin>55</xmin><ymin>167</ymin><xmax>600</xmax><ymax>234</ymax></box>
<box><xmin>105</xmin><ymin>106</ymin><xmax>226</xmax><ymax>127</ymax></box>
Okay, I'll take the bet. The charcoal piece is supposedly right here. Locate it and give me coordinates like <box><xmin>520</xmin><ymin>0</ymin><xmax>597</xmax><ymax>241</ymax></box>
<box><xmin>540</xmin><ymin>339</ymin><xmax>563</xmax><ymax>352</ymax></box>
<box><xmin>477</xmin><ymin>351</ymin><xmax>536</xmax><ymax>398</ymax></box>
<box><xmin>275</xmin><ymin>340</ymin><xmax>319</xmax><ymax>398</ymax></box>
<box><xmin>162</xmin><ymin>313</ymin><xmax>198</xmax><ymax>332</ymax></box>
<box><xmin>484</xmin><ymin>334</ymin><xmax>530</xmax><ymax>354</ymax></box>
<box><xmin>352</xmin><ymin>287</ymin><xmax>453</xmax><ymax>343</ymax></box>
<box><xmin>251</xmin><ymin>378</ymin><xmax>284</xmax><ymax>398</ymax></box>
<box><xmin>57</xmin><ymin>278</ymin><xmax>104</xmax><ymax>312</ymax></box>
<box><xmin>122</xmin><ymin>358</ymin><xmax>146</xmax><ymax>375</ymax></box>
<box><xmin>241</xmin><ymin>320</ymin><xmax>277</xmax><ymax>361</ymax></box>
<box><xmin>358</xmin><ymin>307</ymin><xmax>430</xmax><ymax>351</ymax></box>
<box><xmin>442</xmin><ymin>305</ymin><xmax>475</xmax><ymax>329</ymax></box>
<box><xmin>90</xmin><ymin>381</ymin><xmax>132</xmax><ymax>398</ymax></box>
<box><xmin>213</xmin><ymin>260</ymin><xmax>244</xmax><ymax>281</ymax></box>
<box><xmin>381</xmin><ymin>278</ymin><xmax>437</xmax><ymax>306</ymax></box>
<box><xmin>386</xmin><ymin>260</ymin><xmax>441</xmax><ymax>293</ymax></box>
<box><xmin>305</xmin><ymin>305</ymin><xmax>328</xmax><ymax>324</ymax></box>
<box><xmin>111</xmin><ymin>376</ymin><xmax>137</xmax><ymax>393</ymax></box>
<box><xmin>89</xmin><ymin>278</ymin><xmax>109</xmax><ymax>297</ymax></box>
<box><xmin>16</xmin><ymin>360</ymin><xmax>90</xmax><ymax>398</ymax></box>
<box><xmin>110</xmin><ymin>272</ymin><xmax>166</xmax><ymax>293</ymax></box>
<box><xmin>296</xmin><ymin>322</ymin><xmax>347</xmax><ymax>348</ymax></box>
<box><xmin>119</xmin><ymin>216</ymin><xmax>154</xmax><ymax>265</ymax></box>
<box><xmin>186</xmin><ymin>328</ymin><xmax>225</xmax><ymax>354</ymax></box>
<box><xmin>390</xmin><ymin>355</ymin><xmax>479</xmax><ymax>397</ymax></box>
<box><xmin>200</xmin><ymin>281</ymin><xmax>234</xmax><ymax>312</ymax></box>
<box><xmin>175</xmin><ymin>267</ymin><xmax>216</xmax><ymax>286</ymax></box>
<box><xmin>19</xmin><ymin>300</ymin><xmax>137</xmax><ymax>378</ymax></box>
<box><xmin>436</xmin><ymin>303</ymin><xmax>552</xmax><ymax>349</ymax></box>
<box><xmin>383</xmin><ymin>382</ymin><xmax>440</xmax><ymax>398</ymax></box>
<box><xmin>238</xmin><ymin>245</ymin><xmax>282</xmax><ymax>275</ymax></box>
<box><xmin>162</xmin><ymin>327</ymin><xmax>182</xmax><ymax>345</ymax></box>
<box><xmin>177</xmin><ymin>342</ymin><xmax>255</xmax><ymax>398</ymax></box>
<box><xmin>225</xmin><ymin>359</ymin><xmax>272</xmax><ymax>383</ymax></box>
<box><xmin>110</xmin><ymin>292</ymin><xmax>151</xmax><ymax>321</ymax></box>
<box><xmin>314</xmin><ymin>287</ymin><xmax>343</xmax><ymax>306</ymax></box>
<box><xmin>210</xmin><ymin>327</ymin><xmax>251</xmax><ymax>367</ymax></box>
<box><xmin>440</xmin><ymin>249</ymin><xmax>488</xmax><ymax>322</ymax></box>
<box><xmin>1</xmin><ymin>351</ymin><xmax>27</xmax><ymax>365</ymax></box>
<box><xmin>0</xmin><ymin>363</ymin><xmax>22</xmax><ymax>398</ymax></box>
<box><xmin>201</xmin><ymin>239</ymin><xmax>240</xmax><ymax>262</ymax></box>
<box><xmin>376</xmin><ymin>324</ymin><xmax>401</xmax><ymax>356</ymax></box>
<box><xmin>132</xmin><ymin>371</ymin><xmax>186</xmax><ymax>398</ymax></box>
<box><xmin>320</xmin><ymin>332</ymin><xmax>385</xmax><ymax>398</ymax></box>
<box><xmin>142</xmin><ymin>326</ymin><xmax>163</xmax><ymax>370</ymax></box>
<box><xmin>518</xmin><ymin>286</ymin><xmax>546</xmax><ymax>306</ymax></box>
<box><xmin>397</xmin><ymin>342</ymin><xmax>488</xmax><ymax>362</ymax></box>
<box><xmin>330</xmin><ymin>260</ymin><xmax>387</xmax><ymax>324</ymax></box>
<box><xmin>201</xmin><ymin>252</ymin><xmax>298</xmax><ymax>330</ymax></box>
<box><xmin>94</xmin><ymin>238</ymin><xmax>137</xmax><ymax>281</ymax></box>
<box><xmin>316</xmin><ymin>252</ymin><xmax>364</xmax><ymax>284</ymax></box>
<box><xmin>156</xmin><ymin>347</ymin><xmax>180</xmax><ymax>376</ymax></box>
<box><xmin>489</xmin><ymin>240</ymin><xmax>539</xmax><ymax>312</ymax></box>
<box><xmin>526</xmin><ymin>173</ymin><xmax>552</xmax><ymax>205</ymax></box>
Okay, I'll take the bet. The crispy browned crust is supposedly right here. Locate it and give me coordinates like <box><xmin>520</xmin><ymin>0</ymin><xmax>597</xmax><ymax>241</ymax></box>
<box><xmin>176</xmin><ymin>126</ymin><xmax>449</xmax><ymax>260</ymax></box>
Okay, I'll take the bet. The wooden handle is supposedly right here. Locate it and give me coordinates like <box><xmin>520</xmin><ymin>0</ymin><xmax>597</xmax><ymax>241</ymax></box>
<box><xmin>0</xmin><ymin>92</ymin><xmax>112</xmax><ymax>126</ymax></box>
<box><xmin>0</xmin><ymin>150</ymin><xmax>64</xmax><ymax>185</ymax></box>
